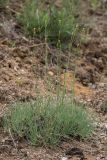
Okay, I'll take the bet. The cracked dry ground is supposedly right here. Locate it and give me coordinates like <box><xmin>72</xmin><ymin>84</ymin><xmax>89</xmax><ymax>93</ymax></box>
<box><xmin>0</xmin><ymin>1</ymin><xmax>107</xmax><ymax>160</ymax></box>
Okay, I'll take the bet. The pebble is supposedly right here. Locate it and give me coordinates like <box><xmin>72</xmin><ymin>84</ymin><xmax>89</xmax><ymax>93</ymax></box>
<box><xmin>61</xmin><ymin>157</ymin><xmax>68</xmax><ymax>160</ymax></box>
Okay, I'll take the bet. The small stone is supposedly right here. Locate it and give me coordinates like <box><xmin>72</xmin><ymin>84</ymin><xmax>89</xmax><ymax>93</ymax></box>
<box><xmin>61</xmin><ymin>157</ymin><xmax>68</xmax><ymax>160</ymax></box>
<box><xmin>48</xmin><ymin>71</ymin><xmax>54</xmax><ymax>76</ymax></box>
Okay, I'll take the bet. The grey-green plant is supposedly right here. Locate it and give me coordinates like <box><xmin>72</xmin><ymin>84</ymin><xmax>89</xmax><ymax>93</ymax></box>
<box><xmin>4</xmin><ymin>96</ymin><xmax>93</xmax><ymax>146</ymax></box>
<box><xmin>90</xmin><ymin>0</ymin><xmax>101</xmax><ymax>10</ymax></box>
<box><xmin>0</xmin><ymin>0</ymin><xmax>8</xmax><ymax>7</ymax></box>
<box><xmin>18</xmin><ymin>0</ymin><xmax>49</xmax><ymax>37</ymax></box>
<box><xmin>18</xmin><ymin>0</ymin><xmax>81</xmax><ymax>47</ymax></box>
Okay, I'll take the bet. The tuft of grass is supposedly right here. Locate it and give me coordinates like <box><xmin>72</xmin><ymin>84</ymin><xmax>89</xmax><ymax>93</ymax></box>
<box><xmin>18</xmin><ymin>0</ymin><xmax>81</xmax><ymax>47</ymax></box>
<box><xmin>47</xmin><ymin>6</ymin><xmax>79</xmax><ymax>45</ymax></box>
<box><xmin>18</xmin><ymin>0</ymin><xmax>49</xmax><ymax>37</ymax></box>
<box><xmin>4</xmin><ymin>96</ymin><xmax>93</xmax><ymax>146</ymax></box>
<box><xmin>0</xmin><ymin>0</ymin><xmax>8</xmax><ymax>7</ymax></box>
<box><xmin>90</xmin><ymin>0</ymin><xmax>101</xmax><ymax>10</ymax></box>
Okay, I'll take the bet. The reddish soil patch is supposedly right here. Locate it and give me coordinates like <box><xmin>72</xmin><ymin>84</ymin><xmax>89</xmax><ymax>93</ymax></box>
<box><xmin>61</xmin><ymin>71</ymin><xmax>93</xmax><ymax>97</ymax></box>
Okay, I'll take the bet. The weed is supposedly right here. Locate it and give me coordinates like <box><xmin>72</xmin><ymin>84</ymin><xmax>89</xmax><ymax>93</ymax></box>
<box><xmin>90</xmin><ymin>0</ymin><xmax>101</xmax><ymax>10</ymax></box>
<box><xmin>0</xmin><ymin>0</ymin><xmax>7</xmax><ymax>8</ymax></box>
<box><xmin>4</xmin><ymin>96</ymin><xmax>93</xmax><ymax>146</ymax></box>
<box><xmin>18</xmin><ymin>0</ymin><xmax>49</xmax><ymax>37</ymax></box>
<box><xmin>18</xmin><ymin>0</ymin><xmax>81</xmax><ymax>47</ymax></box>
<box><xmin>47</xmin><ymin>6</ymin><xmax>79</xmax><ymax>45</ymax></box>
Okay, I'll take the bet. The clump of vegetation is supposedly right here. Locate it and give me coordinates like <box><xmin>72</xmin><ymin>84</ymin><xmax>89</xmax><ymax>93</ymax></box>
<box><xmin>90</xmin><ymin>0</ymin><xmax>101</xmax><ymax>10</ymax></box>
<box><xmin>0</xmin><ymin>0</ymin><xmax>8</xmax><ymax>7</ymax></box>
<box><xmin>4</xmin><ymin>96</ymin><xmax>93</xmax><ymax>146</ymax></box>
<box><xmin>18</xmin><ymin>0</ymin><xmax>81</xmax><ymax>46</ymax></box>
<box><xmin>47</xmin><ymin>6</ymin><xmax>79</xmax><ymax>45</ymax></box>
<box><xmin>18</xmin><ymin>0</ymin><xmax>49</xmax><ymax>37</ymax></box>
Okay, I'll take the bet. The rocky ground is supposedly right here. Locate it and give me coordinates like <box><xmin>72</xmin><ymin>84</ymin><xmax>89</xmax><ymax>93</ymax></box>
<box><xmin>0</xmin><ymin>0</ymin><xmax>107</xmax><ymax>159</ymax></box>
